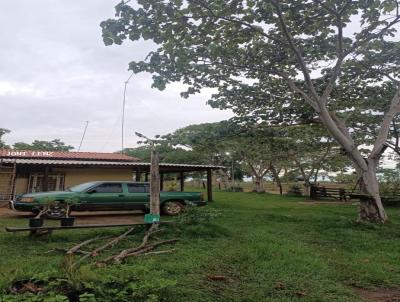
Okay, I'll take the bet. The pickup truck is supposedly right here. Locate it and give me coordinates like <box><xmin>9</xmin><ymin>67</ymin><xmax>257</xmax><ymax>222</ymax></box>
<box><xmin>10</xmin><ymin>181</ymin><xmax>206</xmax><ymax>218</ymax></box>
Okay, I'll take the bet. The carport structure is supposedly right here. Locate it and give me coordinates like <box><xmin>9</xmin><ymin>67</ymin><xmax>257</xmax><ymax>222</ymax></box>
<box><xmin>0</xmin><ymin>151</ymin><xmax>224</xmax><ymax>203</ymax></box>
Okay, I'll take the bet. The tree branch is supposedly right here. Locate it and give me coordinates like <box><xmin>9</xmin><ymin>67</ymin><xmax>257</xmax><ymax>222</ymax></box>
<box><xmin>270</xmin><ymin>0</ymin><xmax>320</xmax><ymax>101</ymax></box>
<box><xmin>370</xmin><ymin>85</ymin><xmax>400</xmax><ymax>160</ymax></box>
<box><xmin>188</xmin><ymin>0</ymin><xmax>284</xmax><ymax>44</ymax></box>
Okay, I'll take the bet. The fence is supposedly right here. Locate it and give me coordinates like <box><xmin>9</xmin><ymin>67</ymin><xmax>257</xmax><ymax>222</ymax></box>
<box><xmin>310</xmin><ymin>185</ymin><xmax>350</xmax><ymax>201</ymax></box>
<box><xmin>310</xmin><ymin>184</ymin><xmax>400</xmax><ymax>206</ymax></box>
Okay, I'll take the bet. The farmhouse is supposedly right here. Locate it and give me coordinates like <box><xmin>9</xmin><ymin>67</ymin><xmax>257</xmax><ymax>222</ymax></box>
<box><xmin>0</xmin><ymin>150</ymin><xmax>221</xmax><ymax>203</ymax></box>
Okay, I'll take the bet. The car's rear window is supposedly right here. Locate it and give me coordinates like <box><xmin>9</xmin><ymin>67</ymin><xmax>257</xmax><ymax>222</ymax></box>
<box><xmin>127</xmin><ymin>184</ymin><xmax>149</xmax><ymax>193</ymax></box>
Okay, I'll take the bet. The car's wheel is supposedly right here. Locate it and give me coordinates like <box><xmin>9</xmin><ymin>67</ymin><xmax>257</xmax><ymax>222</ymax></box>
<box><xmin>44</xmin><ymin>203</ymin><xmax>70</xmax><ymax>219</ymax></box>
<box><xmin>162</xmin><ymin>201</ymin><xmax>184</xmax><ymax>216</ymax></box>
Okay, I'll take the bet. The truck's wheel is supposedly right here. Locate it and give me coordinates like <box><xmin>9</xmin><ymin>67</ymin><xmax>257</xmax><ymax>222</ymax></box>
<box><xmin>44</xmin><ymin>203</ymin><xmax>70</xmax><ymax>219</ymax></box>
<box><xmin>162</xmin><ymin>201</ymin><xmax>184</xmax><ymax>216</ymax></box>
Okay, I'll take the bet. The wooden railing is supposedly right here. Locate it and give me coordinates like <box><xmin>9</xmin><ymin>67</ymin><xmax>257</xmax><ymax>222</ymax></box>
<box><xmin>310</xmin><ymin>185</ymin><xmax>400</xmax><ymax>206</ymax></box>
<box><xmin>310</xmin><ymin>185</ymin><xmax>350</xmax><ymax>201</ymax></box>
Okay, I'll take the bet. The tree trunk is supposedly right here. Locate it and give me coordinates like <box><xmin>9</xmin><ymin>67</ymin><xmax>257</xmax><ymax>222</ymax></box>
<box><xmin>216</xmin><ymin>169</ymin><xmax>229</xmax><ymax>190</ymax></box>
<box><xmin>270</xmin><ymin>164</ymin><xmax>283</xmax><ymax>195</ymax></box>
<box><xmin>357</xmin><ymin>159</ymin><xmax>387</xmax><ymax>223</ymax></box>
<box><xmin>150</xmin><ymin>150</ymin><xmax>160</xmax><ymax>215</ymax></box>
<box><xmin>313</xmin><ymin>168</ymin><xmax>320</xmax><ymax>184</ymax></box>
<box><xmin>254</xmin><ymin>175</ymin><xmax>264</xmax><ymax>192</ymax></box>
<box><xmin>303</xmin><ymin>178</ymin><xmax>311</xmax><ymax>197</ymax></box>
<box><xmin>318</xmin><ymin>108</ymin><xmax>388</xmax><ymax>222</ymax></box>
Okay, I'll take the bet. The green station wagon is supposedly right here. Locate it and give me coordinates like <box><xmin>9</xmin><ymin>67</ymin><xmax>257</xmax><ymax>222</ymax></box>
<box><xmin>10</xmin><ymin>181</ymin><xmax>206</xmax><ymax>218</ymax></box>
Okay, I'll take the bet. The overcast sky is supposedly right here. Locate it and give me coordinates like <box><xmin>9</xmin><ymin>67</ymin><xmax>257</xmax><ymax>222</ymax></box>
<box><xmin>0</xmin><ymin>1</ymin><xmax>232</xmax><ymax>152</ymax></box>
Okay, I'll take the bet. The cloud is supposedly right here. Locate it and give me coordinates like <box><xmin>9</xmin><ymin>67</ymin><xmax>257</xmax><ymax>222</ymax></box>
<box><xmin>0</xmin><ymin>0</ymin><xmax>233</xmax><ymax>152</ymax></box>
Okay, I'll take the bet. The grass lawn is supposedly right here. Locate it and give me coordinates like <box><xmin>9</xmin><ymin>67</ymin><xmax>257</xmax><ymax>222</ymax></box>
<box><xmin>1</xmin><ymin>192</ymin><xmax>400</xmax><ymax>301</ymax></box>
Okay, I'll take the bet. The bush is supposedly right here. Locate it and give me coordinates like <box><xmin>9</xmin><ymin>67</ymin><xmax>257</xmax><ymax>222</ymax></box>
<box><xmin>382</xmin><ymin>197</ymin><xmax>400</xmax><ymax>207</ymax></box>
<box><xmin>286</xmin><ymin>185</ymin><xmax>303</xmax><ymax>196</ymax></box>
<box><xmin>178</xmin><ymin>204</ymin><xmax>222</xmax><ymax>225</ymax></box>
<box><xmin>3</xmin><ymin>265</ymin><xmax>177</xmax><ymax>302</ymax></box>
<box><xmin>224</xmin><ymin>186</ymin><xmax>243</xmax><ymax>192</ymax></box>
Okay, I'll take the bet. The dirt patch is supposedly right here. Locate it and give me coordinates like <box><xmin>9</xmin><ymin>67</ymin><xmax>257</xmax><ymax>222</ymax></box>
<box><xmin>354</xmin><ymin>288</ymin><xmax>400</xmax><ymax>302</ymax></box>
<box><xmin>0</xmin><ymin>206</ymin><xmax>144</xmax><ymax>224</ymax></box>
<box><xmin>0</xmin><ymin>206</ymin><xmax>32</xmax><ymax>218</ymax></box>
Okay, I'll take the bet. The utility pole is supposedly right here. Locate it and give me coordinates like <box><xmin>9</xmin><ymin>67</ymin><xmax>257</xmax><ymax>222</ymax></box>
<box><xmin>231</xmin><ymin>159</ymin><xmax>234</xmax><ymax>190</ymax></box>
<box><xmin>135</xmin><ymin>132</ymin><xmax>160</xmax><ymax>217</ymax></box>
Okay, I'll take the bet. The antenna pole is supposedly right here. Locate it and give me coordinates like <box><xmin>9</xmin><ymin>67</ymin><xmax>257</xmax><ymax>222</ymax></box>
<box><xmin>78</xmin><ymin>121</ymin><xmax>89</xmax><ymax>152</ymax></box>
<box><xmin>122</xmin><ymin>72</ymin><xmax>134</xmax><ymax>154</ymax></box>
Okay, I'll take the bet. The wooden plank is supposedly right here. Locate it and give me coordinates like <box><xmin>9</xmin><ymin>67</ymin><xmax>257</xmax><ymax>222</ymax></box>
<box><xmin>207</xmin><ymin>169</ymin><xmax>212</xmax><ymax>202</ymax></box>
<box><xmin>135</xmin><ymin>171</ymin><xmax>141</xmax><ymax>182</ymax></box>
<box><xmin>180</xmin><ymin>171</ymin><xmax>184</xmax><ymax>192</ymax></box>
<box><xmin>160</xmin><ymin>173</ymin><xmax>164</xmax><ymax>191</ymax></box>
<box><xmin>150</xmin><ymin>150</ymin><xmax>160</xmax><ymax>215</ymax></box>
<box><xmin>5</xmin><ymin>221</ymin><xmax>174</xmax><ymax>233</ymax></box>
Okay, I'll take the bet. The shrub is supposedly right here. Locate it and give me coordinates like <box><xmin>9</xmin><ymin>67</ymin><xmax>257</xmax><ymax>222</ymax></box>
<box><xmin>177</xmin><ymin>204</ymin><xmax>222</xmax><ymax>225</ymax></box>
<box><xmin>286</xmin><ymin>185</ymin><xmax>303</xmax><ymax>196</ymax></box>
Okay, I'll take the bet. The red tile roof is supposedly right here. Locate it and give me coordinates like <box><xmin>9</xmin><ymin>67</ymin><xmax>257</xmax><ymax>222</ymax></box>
<box><xmin>0</xmin><ymin>149</ymin><xmax>139</xmax><ymax>162</ymax></box>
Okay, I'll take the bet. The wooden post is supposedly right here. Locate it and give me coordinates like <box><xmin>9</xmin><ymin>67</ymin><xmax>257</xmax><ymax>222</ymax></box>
<box><xmin>145</xmin><ymin>173</ymin><xmax>149</xmax><ymax>182</ymax></box>
<box><xmin>180</xmin><ymin>171</ymin><xmax>184</xmax><ymax>192</ymax></box>
<box><xmin>207</xmin><ymin>169</ymin><xmax>213</xmax><ymax>202</ymax></box>
<box><xmin>160</xmin><ymin>173</ymin><xmax>164</xmax><ymax>191</ymax></box>
<box><xmin>42</xmin><ymin>166</ymin><xmax>49</xmax><ymax>192</ymax></box>
<box><xmin>135</xmin><ymin>171</ymin><xmax>141</xmax><ymax>182</ymax></box>
<box><xmin>150</xmin><ymin>150</ymin><xmax>160</xmax><ymax>215</ymax></box>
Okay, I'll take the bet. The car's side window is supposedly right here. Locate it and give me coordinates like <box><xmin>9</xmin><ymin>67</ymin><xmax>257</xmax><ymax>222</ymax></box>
<box><xmin>127</xmin><ymin>184</ymin><xmax>146</xmax><ymax>193</ymax></box>
<box><xmin>93</xmin><ymin>183</ymin><xmax>122</xmax><ymax>193</ymax></box>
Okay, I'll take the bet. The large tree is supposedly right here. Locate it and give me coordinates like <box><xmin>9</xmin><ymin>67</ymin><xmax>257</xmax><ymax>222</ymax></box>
<box><xmin>102</xmin><ymin>0</ymin><xmax>400</xmax><ymax>222</ymax></box>
<box><xmin>163</xmin><ymin>121</ymin><xmax>245</xmax><ymax>184</ymax></box>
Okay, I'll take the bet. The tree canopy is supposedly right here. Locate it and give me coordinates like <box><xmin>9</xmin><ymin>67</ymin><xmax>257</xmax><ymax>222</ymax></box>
<box><xmin>0</xmin><ymin>128</ymin><xmax>10</xmax><ymax>149</ymax></box>
<box><xmin>13</xmin><ymin>139</ymin><xmax>74</xmax><ymax>152</ymax></box>
<box><xmin>124</xmin><ymin>144</ymin><xmax>206</xmax><ymax>164</ymax></box>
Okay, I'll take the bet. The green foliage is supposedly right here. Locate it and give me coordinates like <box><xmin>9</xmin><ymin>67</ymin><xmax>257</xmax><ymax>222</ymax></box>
<box><xmin>13</xmin><ymin>139</ymin><xmax>74</xmax><ymax>152</ymax></box>
<box><xmin>224</xmin><ymin>186</ymin><xmax>244</xmax><ymax>192</ymax></box>
<box><xmin>334</xmin><ymin>173</ymin><xmax>359</xmax><ymax>185</ymax></box>
<box><xmin>0</xmin><ymin>128</ymin><xmax>10</xmax><ymax>149</ymax></box>
<box><xmin>178</xmin><ymin>204</ymin><xmax>222</xmax><ymax>225</ymax></box>
<box><xmin>286</xmin><ymin>184</ymin><xmax>303</xmax><ymax>196</ymax></box>
<box><xmin>100</xmin><ymin>0</ymin><xmax>399</xmax><ymax>130</ymax></box>
<box><xmin>1</xmin><ymin>264</ymin><xmax>176</xmax><ymax>302</ymax></box>
<box><xmin>124</xmin><ymin>144</ymin><xmax>206</xmax><ymax>165</ymax></box>
<box><xmin>378</xmin><ymin>168</ymin><xmax>400</xmax><ymax>206</ymax></box>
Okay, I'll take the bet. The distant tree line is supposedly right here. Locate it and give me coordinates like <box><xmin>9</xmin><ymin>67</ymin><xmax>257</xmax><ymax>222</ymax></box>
<box><xmin>0</xmin><ymin>128</ymin><xmax>74</xmax><ymax>151</ymax></box>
